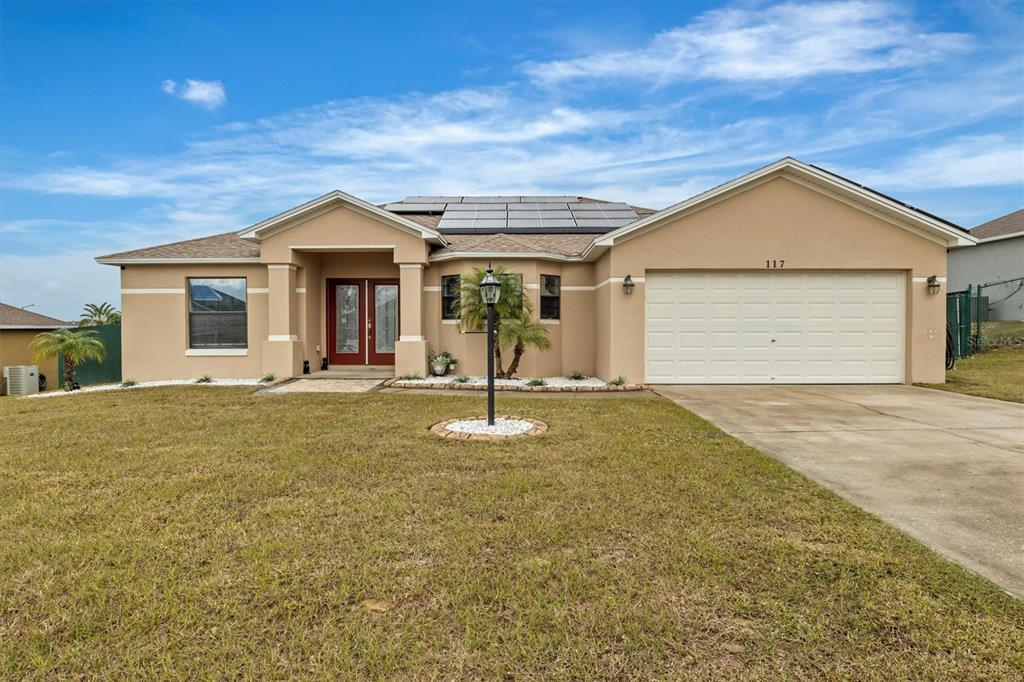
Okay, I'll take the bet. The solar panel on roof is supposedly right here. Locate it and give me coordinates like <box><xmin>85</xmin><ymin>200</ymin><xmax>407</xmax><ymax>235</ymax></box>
<box><xmin>507</xmin><ymin>219</ymin><xmax>577</xmax><ymax>229</ymax></box>
<box><xmin>460</xmin><ymin>196</ymin><xmax>519</xmax><ymax>203</ymax></box>
<box><xmin>403</xmin><ymin>196</ymin><xmax>464</xmax><ymax>203</ymax></box>
<box><xmin>570</xmin><ymin>210</ymin><xmax>637</xmax><ymax>220</ymax></box>
<box><xmin>384</xmin><ymin>203</ymin><xmax>447</xmax><ymax>213</ymax></box>
<box><xmin>444</xmin><ymin>203</ymin><xmax>508</xmax><ymax>212</ymax></box>
<box><xmin>508</xmin><ymin>210</ymin><xmax>573</xmax><ymax>220</ymax></box>
<box><xmin>514</xmin><ymin>203</ymin><xmax>570</xmax><ymax>211</ymax></box>
<box><xmin>438</xmin><ymin>218</ymin><xmax>507</xmax><ymax>229</ymax></box>
<box><xmin>568</xmin><ymin>202</ymin><xmax>631</xmax><ymax>211</ymax></box>
<box><xmin>519</xmin><ymin>196</ymin><xmax>578</xmax><ymax>202</ymax></box>
<box><xmin>572</xmin><ymin>217</ymin><xmax>636</xmax><ymax>229</ymax></box>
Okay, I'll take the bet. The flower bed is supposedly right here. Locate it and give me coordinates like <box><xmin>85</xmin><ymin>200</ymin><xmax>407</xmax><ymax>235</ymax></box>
<box><xmin>22</xmin><ymin>378</ymin><xmax>265</xmax><ymax>398</ymax></box>
<box><xmin>384</xmin><ymin>376</ymin><xmax>646</xmax><ymax>392</ymax></box>
<box><xmin>429</xmin><ymin>416</ymin><xmax>548</xmax><ymax>440</ymax></box>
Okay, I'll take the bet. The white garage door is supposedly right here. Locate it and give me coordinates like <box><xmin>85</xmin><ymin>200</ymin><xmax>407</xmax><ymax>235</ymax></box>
<box><xmin>645</xmin><ymin>272</ymin><xmax>905</xmax><ymax>384</ymax></box>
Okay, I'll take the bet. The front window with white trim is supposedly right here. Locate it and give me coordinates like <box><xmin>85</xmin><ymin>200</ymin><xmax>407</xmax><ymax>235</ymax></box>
<box><xmin>187</xmin><ymin>278</ymin><xmax>247</xmax><ymax>349</ymax></box>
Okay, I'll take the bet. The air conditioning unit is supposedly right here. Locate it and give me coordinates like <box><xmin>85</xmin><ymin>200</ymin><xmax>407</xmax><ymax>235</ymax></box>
<box><xmin>3</xmin><ymin>365</ymin><xmax>39</xmax><ymax>396</ymax></box>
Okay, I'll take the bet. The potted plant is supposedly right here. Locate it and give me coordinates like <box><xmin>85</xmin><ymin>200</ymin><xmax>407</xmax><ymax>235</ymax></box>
<box><xmin>428</xmin><ymin>351</ymin><xmax>458</xmax><ymax>377</ymax></box>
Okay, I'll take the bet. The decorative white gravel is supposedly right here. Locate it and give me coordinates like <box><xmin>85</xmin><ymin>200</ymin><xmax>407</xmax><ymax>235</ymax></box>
<box><xmin>403</xmin><ymin>375</ymin><xmax>606</xmax><ymax>387</ymax></box>
<box><xmin>444</xmin><ymin>418</ymin><xmax>536</xmax><ymax>436</ymax></box>
<box><xmin>22</xmin><ymin>377</ymin><xmax>264</xmax><ymax>398</ymax></box>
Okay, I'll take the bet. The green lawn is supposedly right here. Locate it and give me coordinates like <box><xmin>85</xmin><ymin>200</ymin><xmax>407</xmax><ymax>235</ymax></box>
<box><xmin>921</xmin><ymin>347</ymin><xmax>1024</xmax><ymax>403</ymax></box>
<box><xmin>2</xmin><ymin>388</ymin><xmax>1022</xmax><ymax>678</ymax></box>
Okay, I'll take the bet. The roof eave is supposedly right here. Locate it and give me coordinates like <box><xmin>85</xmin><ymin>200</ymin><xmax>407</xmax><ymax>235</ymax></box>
<box><xmin>429</xmin><ymin>250</ymin><xmax>585</xmax><ymax>263</ymax></box>
<box><xmin>95</xmin><ymin>257</ymin><xmax>262</xmax><ymax>266</ymax></box>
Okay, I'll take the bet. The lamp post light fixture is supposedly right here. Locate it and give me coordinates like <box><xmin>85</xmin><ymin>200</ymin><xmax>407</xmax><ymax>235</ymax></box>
<box><xmin>622</xmin><ymin>274</ymin><xmax>635</xmax><ymax>295</ymax></box>
<box><xmin>926</xmin><ymin>275</ymin><xmax>941</xmax><ymax>295</ymax></box>
<box><xmin>479</xmin><ymin>264</ymin><xmax>502</xmax><ymax>426</ymax></box>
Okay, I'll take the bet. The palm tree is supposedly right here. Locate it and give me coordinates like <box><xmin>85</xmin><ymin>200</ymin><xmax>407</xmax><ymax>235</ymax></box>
<box><xmin>79</xmin><ymin>302</ymin><xmax>121</xmax><ymax>326</ymax></box>
<box><xmin>30</xmin><ymin>328</ymin><xmax>106</xmax><ymax>390</ymax></box>
<box><xmin>458</xmin><ymin>267</ymin><xmax>550</xmax><ymax>379</ymax></box>
<box><xmin>458</xmin><ymin>266</ymin><xmax>526</xmax><ymax>378</ymax></box>
<box><xmin>500</xmin><ymin>314</ymin><xmax>552</xmax><ymax>379</ymax></box>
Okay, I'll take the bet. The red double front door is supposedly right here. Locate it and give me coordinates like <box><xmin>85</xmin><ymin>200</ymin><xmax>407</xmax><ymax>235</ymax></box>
<box><xmin>326</xmin><ymin>279</ymin><xmax>399</xmax><ymax>365</ymax></box>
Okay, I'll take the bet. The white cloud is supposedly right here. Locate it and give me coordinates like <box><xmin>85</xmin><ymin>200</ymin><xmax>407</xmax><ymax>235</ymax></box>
<box><xmin>162</xmin><ymin>78</ymin><xmax>227</xmax><ymax>110</ymax></box>
<box><xmin>524</xmin><ymin>1</ymin><xmax>972</xmax><ymax>86</ymax></box>
<box><xmin>837</xmin><ymin>134</ymin><xmax>1024</xmax><ymax>190</ymax></box>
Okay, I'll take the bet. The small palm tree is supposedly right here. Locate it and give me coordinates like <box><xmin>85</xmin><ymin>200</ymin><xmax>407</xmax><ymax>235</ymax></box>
<box><xmin>500</xmin><ymin>314</ymin><xmax>552</xmax><ymax>379</ymax></box>
<box><xmin>30</xmin><ymin>329</ymin><xmax>106</xmax><ymax>390</ymax></box>
<box><xmin>80</xmin><ymin>302</ymin><xmax>121</xmax><ymax>326</ymax></box>
<box><xmin>459</xmin><ymin>266</ymin><xmax>526</xmax><ymax>378</ymax></box>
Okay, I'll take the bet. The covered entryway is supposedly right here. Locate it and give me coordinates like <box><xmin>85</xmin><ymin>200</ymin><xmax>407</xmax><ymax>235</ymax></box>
<box><xmin>645</xmin><ymin>271</ymin><xmax>906</xmax><ymax>384</ymax></box>
<box><xmin>327</xmin><ymin>278</ymin><xmax>399</xmax><ymax>366</ymax></box>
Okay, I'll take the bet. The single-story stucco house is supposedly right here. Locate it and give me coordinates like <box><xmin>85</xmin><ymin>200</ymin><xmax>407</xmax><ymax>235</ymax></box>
<box><xmin>0</xmin><ymin>303</ymin><xmax>69</xmax><ymax>389</ymax></box>
<box><xmin>96</xmin><ymin>158</ymin><xmax>975</xmax><ymax>385</ymax></box>
<box><xmin>948</xmin><ymin>209</ymin><xmax>1023</xmax><ymax>321</ymax></box>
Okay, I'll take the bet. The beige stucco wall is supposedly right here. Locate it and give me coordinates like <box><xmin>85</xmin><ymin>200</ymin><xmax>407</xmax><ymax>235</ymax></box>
<box><xmin>601</xmin><ymin>176</ymin><xmax>948</xmax><ymax>384</ymax></box>
<box><xmin>422</xmin><ymin>259</ymin><xmax>596</xmax><ymax>378</ymax></box>
<box><xmin>120</xmin><ymin>264</ymin><xmax>269</xmax><ymax>381</ymax></box>
<box><xmin>0</xmin><ymin>330</ymin><xmax>59</xmax><ymax>387</ymax></box>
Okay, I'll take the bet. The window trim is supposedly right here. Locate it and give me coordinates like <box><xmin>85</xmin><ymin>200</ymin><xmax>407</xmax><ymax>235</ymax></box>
<box><xmin>441</xmin><ymin>274</ymin><xmax>461</xmax><ymax>320</ymax></box>
<box><xmin>186</xmin><ymin>276</ymin><xmax>249</xmax><ymax>350</ymax></box>
<box><xmin>540</xmin><ymin>274</ymin><xmax>561</xmax><ymax>320</ymax></box>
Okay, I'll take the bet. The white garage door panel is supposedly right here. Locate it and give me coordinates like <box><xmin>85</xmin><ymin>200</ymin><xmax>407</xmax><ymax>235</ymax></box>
<box><xmin>645</xmin><ymin>272</ymin><xmax>905</xmax><ymax>384</ymax></box>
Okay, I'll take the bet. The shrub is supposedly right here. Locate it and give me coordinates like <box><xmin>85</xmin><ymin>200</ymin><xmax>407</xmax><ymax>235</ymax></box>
<box><xmin>195</xmin><ymin>374</ymin><xmax>213</xmax><ymax>384</ymax></box>
<box><xmin>568</xmin><ymin>371</ymin><xmax>587</xmax><ymax>381</ymax></box>
<box><xmin>454</xmin><ymin>375</ymin><xmax>471</xmax><ymax>383</ymax></box>
<box><xmin>526</xmin><ymin>378</ymin><xmax>546</xmax><ymax>386</ymax></box>
<box><xmin>121</xmin><ymin>379</ymin><xmax>137</xmax><ymax>387</ymax></box>
<box><xmin>610</xmin><ymin>375</ymin><xmax>626</xmax><ymax>386</ymax></box>
<box><xmin>260</xmin><ymin>373</ymin><xmax>276</xmax><ymax>383</ymax></box>
<box><xmin>398</xmin><ymin>374</ymin><xmax>423</xmax><ymax>381</ymax></box>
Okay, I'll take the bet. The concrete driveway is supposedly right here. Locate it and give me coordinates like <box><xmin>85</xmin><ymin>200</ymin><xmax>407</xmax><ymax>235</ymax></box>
<box><xmin>654</xmin><ymin>385</ymin><xmax>1024</xmax><ymax>598</ymax></box>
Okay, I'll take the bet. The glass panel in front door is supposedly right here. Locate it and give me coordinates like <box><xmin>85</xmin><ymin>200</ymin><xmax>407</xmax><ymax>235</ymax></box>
<box><xmin>375</xmin><ymin>284</ymin><xmax>398</xmax><ymax>354</ymax></box>
<box><xmin>336</xmin><ymin>284</ymin><xmax>359</xmax><ymax>354</ymax></box>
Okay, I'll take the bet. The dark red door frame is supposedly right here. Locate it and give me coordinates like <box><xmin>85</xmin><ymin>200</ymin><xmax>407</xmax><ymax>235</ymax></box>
<box><xmin>326</xmin><ymin>278</ymin><xmax>365</xmax><ymax>365</ymax></box>
<box><xmin>367</xmin><ymin>279</ymin><xmax>399</xmax><ymax>366</ymax></box>
<box><xmin>326</xmin><ymin>278</ymin><xmax>398</xmax><ymax>366</ymax></box>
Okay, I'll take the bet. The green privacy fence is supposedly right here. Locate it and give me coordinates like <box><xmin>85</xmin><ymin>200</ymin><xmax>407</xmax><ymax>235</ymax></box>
<box><xmin>58</xmin><ymin>324</ymin><xmax>121</xmax><ymax>387</ymax></box>
<box><xmin>946</xmin><ymin>288</ymin><xmax>972</xmax><ymax>360</ymax></box>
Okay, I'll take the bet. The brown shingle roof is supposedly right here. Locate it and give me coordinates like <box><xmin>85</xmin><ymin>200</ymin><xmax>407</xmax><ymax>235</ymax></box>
<box><xmin>431</xmin><ymin>233</ymin><xmax>595</xmax><ymax>258</ymax></box>
<box><xmin>972</xmin><ymin>209</ymin><xmax>1024</xmax><ymax>240</ymax></box>
<box><xmin>0</xmin><ymin>303</ymin><xmax>69</xmax><ymax>328</ymax></box>
<box><xmin>98</xmin><ymin>232</ymin><xmax>260</xmax><ymax>261</ymax></box>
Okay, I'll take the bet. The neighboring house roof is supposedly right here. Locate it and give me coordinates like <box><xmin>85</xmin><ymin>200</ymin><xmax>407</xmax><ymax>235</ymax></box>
<box><xmin>971</xmin><ymin>209</ymin><xmax>1024</xmax><ymax>242</ymax></box>
<box><xmin>0</xmin><ymin>303</ymin><xmax>69</xmax><ymax>329</ymax></box>
<box><xmin>96</xmin><ymin>157</ymin><xmax>971</xmax><ymax>265</ymax></box>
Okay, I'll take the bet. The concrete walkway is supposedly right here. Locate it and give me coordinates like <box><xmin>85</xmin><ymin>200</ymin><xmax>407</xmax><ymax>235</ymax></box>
<box><xmin>653</xmin><ymin>384</ymin><xmax>1024</xmax><ymax>598</ymax></box>
<box><xmin>261</xmin><ymin>378</ymin><xmax>383</xmax><ymax>393</ymax></box>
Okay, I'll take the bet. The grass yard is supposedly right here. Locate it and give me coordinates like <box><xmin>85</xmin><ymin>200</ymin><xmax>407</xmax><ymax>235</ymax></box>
<box><xmin>2</xmin><ymin>388</ymin><xmax>1022</xmax><ymax>678</ymax></box>
<box><xmin>921</xmin><ymin>347</ymin><xmax>1024</xmax><ymax>404</ymax></box>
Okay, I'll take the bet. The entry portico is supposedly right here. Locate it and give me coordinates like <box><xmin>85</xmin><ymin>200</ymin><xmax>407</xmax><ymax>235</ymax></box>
<box><xmin>240</xmin><ymin>190</ymin><xmax>444</xmax><ymax>379</ymax></box>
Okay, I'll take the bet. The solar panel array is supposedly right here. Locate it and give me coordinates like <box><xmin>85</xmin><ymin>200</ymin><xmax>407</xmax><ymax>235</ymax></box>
<box><xmin>382</xmin><ymin>196</ymin><xmax>639</xmax><ymax>233</ymax></box>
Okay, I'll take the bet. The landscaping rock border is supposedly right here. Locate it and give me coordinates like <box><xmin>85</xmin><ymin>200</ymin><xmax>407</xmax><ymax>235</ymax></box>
<box><xmin>385</xmin><ymin>378</ymin><xmax>647</xmax><ymax>392</ymax></box>
<box><xmin>429</xmin><ymin>416</ymin><xmax>548</xmax><ymax>440</ymax></box>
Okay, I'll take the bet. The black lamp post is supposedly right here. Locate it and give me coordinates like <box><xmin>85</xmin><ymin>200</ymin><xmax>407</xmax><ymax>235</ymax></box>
<box><xmin>479</xmin><ymin>264</ymin><xmax>502</xmax><ymax>426</ymax></box>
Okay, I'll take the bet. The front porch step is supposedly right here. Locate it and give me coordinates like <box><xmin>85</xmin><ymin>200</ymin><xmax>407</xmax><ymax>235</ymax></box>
<box><xmin>307</xmin><ymin>365</ymin><xmax>394</xmax><ymax>379</ymax></box>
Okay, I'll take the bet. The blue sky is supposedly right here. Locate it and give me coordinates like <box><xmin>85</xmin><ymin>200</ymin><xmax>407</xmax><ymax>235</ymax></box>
<box><xmin>1</xmin><ymin>0</ymin><xmax>1022</xmax><ymax>319</ymax></box>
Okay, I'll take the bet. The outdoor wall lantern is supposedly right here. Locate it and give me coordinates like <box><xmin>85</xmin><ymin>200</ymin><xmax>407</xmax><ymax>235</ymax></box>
<box><xmin>479</xmin><ymin>264</ymin><xmax>502</xmax><ymax>426</ymax></box>
<box><xmin>926</xmin><ymin>275</ymin><xmax>941</xmax><ymax>295</ymax></box>
<box><xmin>622</xmin><ymin>275</ymin><xmax>635</xmax><ymax>295</ymax></box>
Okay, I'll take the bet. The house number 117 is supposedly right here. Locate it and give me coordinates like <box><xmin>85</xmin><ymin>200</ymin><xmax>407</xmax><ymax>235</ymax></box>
<box><xmin>766</xmin><ymin>259</ymin><xmax>785</xmax><ymax>269</ymax></box>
